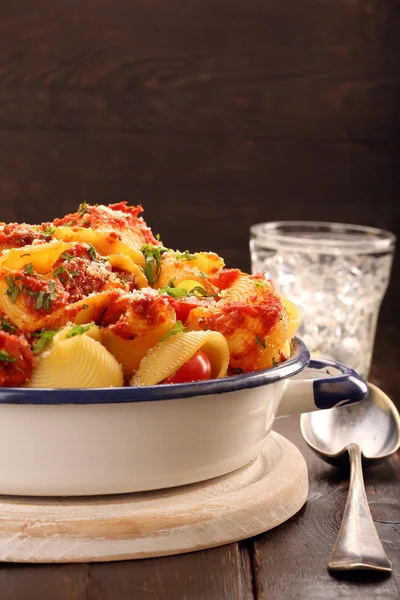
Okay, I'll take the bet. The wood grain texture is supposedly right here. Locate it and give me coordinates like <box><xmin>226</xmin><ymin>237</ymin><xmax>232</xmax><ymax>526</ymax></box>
<box><xmin>89</xmin><ymin>545</ymin><xmax>252</xmax><ymax>600</ymax></box>
<box><xmin>0</xmin><ymin>433</ymin><xmax>307</xmax><ymax>563</ymax></box>
<box><xmin>0</xmin><ymin>0</ymin><xmax>399</xmax><ymax>324</ymax></box>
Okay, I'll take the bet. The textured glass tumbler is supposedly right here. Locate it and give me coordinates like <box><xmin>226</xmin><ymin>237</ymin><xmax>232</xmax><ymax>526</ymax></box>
<box><xmin>250</xmin><ymin>221</ymin><xmax>396</xmax><ymax>378</ymax></box>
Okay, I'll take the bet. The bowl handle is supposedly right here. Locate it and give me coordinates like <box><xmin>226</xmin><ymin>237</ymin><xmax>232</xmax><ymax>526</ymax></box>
<box><xmin>276</xmin><ymin>358</ymin><xmax>369</xmax><ymax>417</ymax></box>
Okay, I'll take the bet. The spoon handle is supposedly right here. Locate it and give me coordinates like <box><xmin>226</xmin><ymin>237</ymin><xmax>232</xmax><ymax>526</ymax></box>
<box><xmin>328</xmin><ymin>443</ymin><xmax>392</xmax><ymax>572</ymax></box>
<box><xmin>328</xmin><ymin>444</ymin><xmax>392</xmax><ymax>572</ymax></box>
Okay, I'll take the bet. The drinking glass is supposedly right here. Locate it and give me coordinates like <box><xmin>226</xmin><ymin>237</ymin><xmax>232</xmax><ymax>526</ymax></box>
<box><xmin>250</xmin><ymin>221</ymin><xmax>396</xmax><ymax>377</ymax></box>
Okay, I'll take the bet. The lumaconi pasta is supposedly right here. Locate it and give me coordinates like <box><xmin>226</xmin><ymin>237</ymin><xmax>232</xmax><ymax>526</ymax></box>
<box><xmin>27</xmin><ymin>324</ymin><xmax>124</xmax><ymax>389</ymax></box>
<box><xmin>0</xmin><ymin>202</ymin><xmax>300</xmax><ymax>388</ymax></box>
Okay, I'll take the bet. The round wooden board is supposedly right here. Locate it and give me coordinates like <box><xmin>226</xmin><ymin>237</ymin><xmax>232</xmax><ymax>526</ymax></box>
<box><xmin>0</xmin><ymin>431</ymin><xmax>308</xmax><ymax>563</ymax></box>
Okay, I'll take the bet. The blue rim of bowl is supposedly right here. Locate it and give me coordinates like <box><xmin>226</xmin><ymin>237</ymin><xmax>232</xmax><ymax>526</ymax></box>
<box><xmin>0</xmin><ymin>338</ymin><xmax>310</xmax><ymax>405</ymax></box>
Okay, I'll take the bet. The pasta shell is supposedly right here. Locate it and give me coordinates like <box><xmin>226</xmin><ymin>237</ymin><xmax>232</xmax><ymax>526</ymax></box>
<box><xmin>0</xmin><ymin>240</ymin><xmax>72</xmax><ymax>274</ymax></box>
<box><xmin>187</xmin><ymin>273</ymin><xmax>290</xmax><ymax>371</ymax></box>
<box><xmin>53</xmin><ymin>227</ymin><xmax>145</xmax><ymax>267</ymax></box>
<box><xmin>27</xmin><ymin>325</ymin><xmax>123</xmax><ymax>388</ymax></box>
<box><xmin>279</xmin><ymin>295</ymin><xmax>301</xmax><ymax>339</ymax></box>
<box><xmin>101</xmin><ymin>321</ymin><xmax>174</xmax><ymax>381</ymax></box>
<box><xmin>107</xmin><ymin>255</ymin><xmax>148</xmax><ymax>288</ymax></box>
<box><xmin>155</xmin><ymin>251</ymin><xmax>222</xmax><ymax>294</ymax></box>
<box><xmin>130</xmin><ymin>330</ymin><xmax>229</xmax><ymax>386</ymax></box>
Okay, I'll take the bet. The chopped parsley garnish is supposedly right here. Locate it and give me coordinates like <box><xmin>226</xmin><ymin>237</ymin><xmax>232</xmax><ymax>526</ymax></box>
<box><xmin>255</xmin><ymin>334</ymin><xmax>266</xmax><ymax>349</ymax></box>
<box><xmin>141</xmin><ymin>244</ymin><xmax>168</xmax><ymax>284</ymax></box>
<box><xmin>199</xmin><ymin>270</ymin><xmax>208</xmax><ymax>278</ymax></box>
<box><xmin>159</xmin><ymin>286</ymin><xmax>188</xmax><ymax>298</ymax></box>
<box><xmin>21</xmin><ymin>285</ymin><xmax>39</xmax><ymax>298</ymax></box>
<box><xmin>32</xmin><ymin>328</ymin><xmax>60</xmax><ymax>353</ymax></box>
<box><xmin>232</xmin><ymin>367</ymin><xmax>244</xmax><ymax>374</ymax></box>
<box><xmin>60</xmin><ymin>251</ymin><xmax>75</xmax><ymax>261</ymax></box>
<box><xmin>155</xmin><ymin>233</ymin><xmax>161</xmax><ymax>241</ymax></box>
<box><xmin>23</xmin><ymin>263</ymin><xmax>34</xmax><ymax>275</ymax></box>
<box><xmin>189</xmin><ymin>286</ymin><xmax>209</xmax><ymax>297</ymax></box>
<box><xmin>87</xmin><ymin>244</ymin><xmax>97</xmax><ymax>261</ymax></box>
<box><xmin>0</xmin><ymin>316</ymin><xmax>17</xmax><ymax>334</ymax></box>
<box><xmin>272</xmin><ymin>357</ymin><xmax>279</xmax><ymax>366</ymax></box>
<box><xmin>35</xmin><ymin>290</ymin><xmax>46</xmax><ymax>310</ymax></box>
<box><xmin>160</xmin><ymin>321</ymin><xmax>188</xmax><ymax>342</ymax></box>
<box><xmin>82</xmin><ymin>304</ymin><xmax>89</xmax><ymax>309</ymax></box>
<box><xmin>175</xmin><ymin>250</ymin><xmax>197</xmax><ymax>261</ymax></box>
<box><xmin>54</xmin><ymin>266</ymin><xmax>71</xmax><ymax>281</ymax></box>
<box><xmin>71</xmin><ymin>270</ymin><xmax>80</xmax><ymax>277</ymax></box>
<box><xmin>254</xmin><ymin>281</ymin><xmax>266</xmax><ymax>288</ymax></box>
<box><xmin>22</xmin><ymin>280</ymin><xmax>57</xmax><ymax>311</ymax></box>
<box><xmin>77</xmin><ymin>202</ymin><xmax>89</xmax><ymax>216</ymax></box>
<box><xmin>65</xmin><ymin>322</ymin><xmax>94</xmax><ymax>339</ymax></box>
<box><xmin>5</xmin><ymin>275</ymin><xmax>20</xmax><ymax>303</ymax></box>
<box><xmin>0</xmin><ymin>350</ymin><xmax>16</xmax><ymax>363</ymax></box>
<box><xmin>20</xmin><ymin>253</ymin><xmax>31</xmax><ymax>258</ymax></box>
<box><xmin>44</xmin><ymin>225</ymin><xmax>56</xmax><ymax>236</ymax></box>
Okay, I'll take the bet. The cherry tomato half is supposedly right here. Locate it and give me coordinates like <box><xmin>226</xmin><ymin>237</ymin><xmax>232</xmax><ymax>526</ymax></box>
<box><xmin>163</xmin><ymin>350</ymin><xmax>212</xmax><ymax>384</ymax></box>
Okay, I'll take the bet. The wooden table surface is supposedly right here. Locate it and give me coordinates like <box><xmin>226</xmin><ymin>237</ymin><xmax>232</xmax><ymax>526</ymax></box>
<box><xmin>0</xmin><ymin>326</ymin><xmax>399</xmax><ymax>600</ymax></box>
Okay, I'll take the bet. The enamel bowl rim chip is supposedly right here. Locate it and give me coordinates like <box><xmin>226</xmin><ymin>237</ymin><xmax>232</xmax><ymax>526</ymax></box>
<box><xmin>0</xmin><ymin>337</ymin><xmax>311</xmax><ymax>405</ymax></box>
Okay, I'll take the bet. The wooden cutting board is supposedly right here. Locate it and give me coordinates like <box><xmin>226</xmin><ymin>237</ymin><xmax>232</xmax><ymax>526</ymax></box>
<box><xmin>0</xmin><ymin>431</ymin><xmax>308</xmax><ymax>563</ymax></box>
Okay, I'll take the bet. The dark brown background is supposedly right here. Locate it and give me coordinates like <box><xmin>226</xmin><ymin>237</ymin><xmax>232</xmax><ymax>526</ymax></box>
<box><xmin>0</xmin><ymin>0</ymin><xmax>399</xmax><ymax>323</ymax></box>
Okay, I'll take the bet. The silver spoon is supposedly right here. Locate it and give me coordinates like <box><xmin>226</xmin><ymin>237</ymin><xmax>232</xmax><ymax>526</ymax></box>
<box><xmin>301</xmin><ymin>382</ymin><xmax>400</xmax><ymax>572</ymax></box>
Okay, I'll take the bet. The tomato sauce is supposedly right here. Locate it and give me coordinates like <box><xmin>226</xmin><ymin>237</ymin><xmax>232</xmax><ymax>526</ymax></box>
<box><xmin>17</xmin><ymin>274</ymin><xmax>69</xmax><ymax>315</ymax></box>
<box><xmin>52</xmin><ymin>244</ymin><xmax>112</xmax><ymax>303</ymax></box>
<box><xmin>0</xmin><ymin>330</ymin><xmax>35</xmax><ymax>386</ymax></box>
<box><xmin>53</xmin><ymin>202</ymin><xmax>159</xmax><ymax>246</ymax></box>
<box><xmin>102</xmin><ymin>292</ymin><xmax>172</xmax><ymax>339</ymax></box>
<box><xmin>0</xmin><ymin>223</ymin><xmax>52</xmax><ymax>251</ymax></box>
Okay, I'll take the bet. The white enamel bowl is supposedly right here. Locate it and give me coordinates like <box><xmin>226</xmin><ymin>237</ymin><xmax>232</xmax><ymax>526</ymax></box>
<box><xmin>0</xmin><ymin>338</ymin><xmax>368</xmax><ymax>496</ymax></box>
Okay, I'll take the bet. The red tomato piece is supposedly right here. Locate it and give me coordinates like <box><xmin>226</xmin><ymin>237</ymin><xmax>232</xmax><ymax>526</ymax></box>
<box><xmin>209</xmin><ymin>268</ymin><xmax>240</xmax><ymax>290</ymax></box>
<box><xmin>163</xmin><ymin>350</ymin><xmax>212</xmax><ymax>384</ymax></box>
<box><xmin>167</xmin><ymin>298</ymin><xmax>201</xmax><ymax>323</ymax></box>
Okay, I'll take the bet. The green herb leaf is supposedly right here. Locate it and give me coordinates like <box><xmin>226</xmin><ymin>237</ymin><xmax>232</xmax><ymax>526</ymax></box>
<box><xmin>141</xmin><ymin>244</ymin><xmax>168</xmax><ymax>284</ymax></box>
<box><xmin>24</xmin><ymin>263</ymin><xmax>34</xmax><ymax>275</ymax></box>
<box><xmin>175</xmin><ymin>250</ymin><xmax>197</xmax><ymax>261</ymax></box>
<box><xmin>159</xmin><ymin>286</ymin><xmax>188</xmax><ymax>298</ymax></box>
<box><xmin>71</xmin><ymin>270</ymin><xmax>80</xmax><ymax>277</ymax></box>
<box><xmin>82</xmin><ymin>304</ymin><xmax>89</xmax><ymax>309</ymax></box>
<box><xmin>0</xmin><ymin>316</ymin><xmax>17</xmax><ymax>334</ymax></box>
<box><xmin>188</xmin><ymin>286</ymin><xmax>209</xmax><ymax>297</ymax></box>
<box><xmin>254</xmin><ymin>281</ymin><xmax>266</xmax><ymax>288</ymax></box>
<box><xmin>255</xmin><ymin>334</ymin><xmax>266</xmax><ymax>349</ymax></box>
<box><xmin>20</xmin><ymin>253</ymin><xmax>31</xmax><ymax>258</ymax></box>
<box><xmin>44</xmin><ymin>225</ymin><xmax>56</xmax><ymax>236</ymax></box>
<box><xmin>35</xmin><ymin>290</ymin><xmax>45</xmax><ymax>310</ymax></box>
<box><xmin>87</xmin><ymin>244</ymin><xmax>97</xmax><ymax>261</ymax></box>
<box><xmin>155</xmin><ymin>233</ymin><xmax>161</xmax><ymax>241</ymax></box>
<box><xmin>272</xmin><ymin>357</ymin><xmax>279</xmax><ymax>366</ymax></box>
<box><xmin>21</xmin><ymin>285</ymin><xmax>39</xmax><ymax>298</ymax></box>
<box><xmin>33</xmin><ymin>328</ymin><xmax>60</xmax><ymax>353</ymax></box>
<box><xmin>54</xmin><ymin>266</ymin><xmax>71</xmax><ymax>281</ymax></box>
<box><xmin>77</xmin><ymin>202</ymin><xmax>89</xmax><ymax>216</ymax></box>
<box><xmin>65</xmin><ymin>322</ymin><xmax>95</xmax><ymax>339</ymax></box>
<box><xmin>0</xmin><ymin>350</ymin><xmax>16</xmax><ymax>363</ymax></box>
<box><xmin>60</xmin><ymin>251</ymin><xmax>75</xmax><ymax>262</ymax></box>
<box><xmin>160</xmin><ymin>321</ymin><xmax>188</xmax><ymax>342</ymax></box>
<box><xmin>5</xmin><ymin>275</ymin><xmax>20</xmax><ymax>303</ymax></box>
<box><xmin>199</xmin><ymin>270</ymin><xmax>208</xmax><ymax>278</ymax></box>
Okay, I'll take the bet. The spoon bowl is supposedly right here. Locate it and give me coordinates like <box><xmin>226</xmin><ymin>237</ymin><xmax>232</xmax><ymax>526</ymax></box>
<box><xmin>301</xmin><ymin>383</ymin><xmax>400</xmax><ymax>468</ymax></box>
